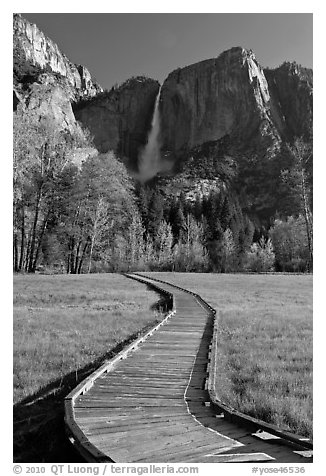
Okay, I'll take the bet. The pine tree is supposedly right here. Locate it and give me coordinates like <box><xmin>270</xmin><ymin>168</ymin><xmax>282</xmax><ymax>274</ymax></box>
<box><xmin>193</xmin><ymin>194</ymin><xmax>203</xmax><ymax>220</ymax></box>
<box><xmin>137</xmin><ymin>185</ymin><xmax>151</xmax><ymax>232</ymax></box>
<box><xmin>168</xmin><ymin>198</ymin><xmax>185</xmax><ymax>240</ymax></box>
<box><xmin>238</xmin><ymin>217</ymin><xmax>255</xmax><ymax>269</ymax></box>
<box><xmin>147</xmin><ymin>192</ymin><xmax>164</xmax><ymax>237</ymax></box>
<box><xmin>219</xmin><ymin>195</ymin><xmax>232</xmax><ymax>230</ymax></box>
<box><xmin>205</xmin><ymin>191</ymin><xmax>222</xmax><ymax>240</ymax></box>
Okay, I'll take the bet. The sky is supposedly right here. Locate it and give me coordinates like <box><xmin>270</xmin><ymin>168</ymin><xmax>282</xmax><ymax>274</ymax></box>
<box><xmin>22</xmin><ymin>13</ymin><xmax>313</xmax><ymax>90</ymax></box>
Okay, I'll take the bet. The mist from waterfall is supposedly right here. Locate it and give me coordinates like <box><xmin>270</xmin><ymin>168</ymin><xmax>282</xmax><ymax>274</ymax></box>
<box><xmin>137</xmin><ymin>88</ymin><xmax>163</xmax><ymax>182</ymax></box>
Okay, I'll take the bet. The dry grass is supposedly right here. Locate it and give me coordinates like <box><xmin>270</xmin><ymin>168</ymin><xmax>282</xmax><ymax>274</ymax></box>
<box><xmin>14</xmin><ymin>273</ymin><xmax>165</xmax><ymax>404</ymax></box>
<box><xmin>147</xmin><ymin>272</ymin><xmax>313</xmax><ymax>439</ymax></box>
<box><xmin>13</xmin><ymin>271</ymin><xmax>312</xmax><ymax>462</ymax></box>
<box><xmin>13</xmin><ymin>273</ymin><xmax>166</xmax><ymax>461</ymax></box>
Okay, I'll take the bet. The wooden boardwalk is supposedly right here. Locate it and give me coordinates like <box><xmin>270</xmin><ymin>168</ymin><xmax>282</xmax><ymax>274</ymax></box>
<box><xmin>65</xmin><ymin>273</ymin><xmax>312</xmax><ymax>463</ymax></box>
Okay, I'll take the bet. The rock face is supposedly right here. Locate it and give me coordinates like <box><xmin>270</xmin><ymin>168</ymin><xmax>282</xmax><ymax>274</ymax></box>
<box><xmin>13</xmin><ymin>14</ymin><xmax>313</xmax><ymax>179</ymax></box>
<box><xmin>153</xmin><ymin>48</ymin><xmax>312</xmax><ymax>226</ymax></box>
<box><xmin>265</xmin><ymin>62</ymin><xmax>313</xmax><ymax>140</ymax></box>
<box><xmin>13</xmin><ymin>13</ymin><xmax>102</xmax><ymax>98</ymax></box>
<box><xmin>74</xmin><ymin>78</ymin><xmax>160</xmax><ymax>162</ymax></box>
<box><xmin>18</xmin><ymin>73</ymin><xmax>79</xmax><ymax>134</ymax></box>
<box><xmin>13</xmin><ymin>13</ymin><xmax>103</xmax><ymax>144</ymax></box>
<box><xmin>13</xmin><ymin>14</ymin><xmax>160</xmax><ymax>165</ymax></box>
<box><xmin>159</xmin><ymin>47</ymin><xmax>312</xmax><ymax>161</ymax></box>
<box><xmin>159</xmin><ymin>48</ymin><xmax>275</xmax><ymax>154</ymax></box>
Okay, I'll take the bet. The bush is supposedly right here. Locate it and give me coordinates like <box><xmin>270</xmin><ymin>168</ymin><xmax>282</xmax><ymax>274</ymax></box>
<box><xmin>269</xmin><ymin>216</ymin><xmax>310</xmax><ymax>272</ymax></box>
<box><xmin>244</xmin><ymin>238</ymin><xmax>275</xmax><ymax>272</ymax></box>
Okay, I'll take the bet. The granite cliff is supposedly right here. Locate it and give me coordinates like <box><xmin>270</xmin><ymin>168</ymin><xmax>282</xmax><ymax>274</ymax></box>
<box><xmin>13</xmin><ymin>13</ymin><xmax>102</xmax><ymax>99</ymax></box>
<box><xmin>160</xmin><ymin>48</ymin><xmax>277</xmax><ymax>154</ymax></box>
<box><xmin>265</xmin><ymin>62</ymin><xmax>313</xmax><ymax>141</ymax></box>
<box><xmin>151</xmin><ymin>48</ymin><xmax>313</xmax><ymax>225</ymax></box>
<box><xmin>13</xmin><ymin>13</ymin><xmax>101</xmax><ymax>151</ymax></box>
<box><xmin>158</xmin><ymin>47</ymin><xmax>312</xmax><ymax>164</ymax></box>
<box><xmin>73</xmin><ymin>78</ymin><xmax>160</xmax><ymax>162</ymax></box>
<box><xmin>13</xmin><ymin>14</ymin><xmax>160</xmax><ymax>166</ymax></box>
<box><xmin>13</xmin><ymin>14</ymin><xmax>313</xmax><ymax>186</ymax></box>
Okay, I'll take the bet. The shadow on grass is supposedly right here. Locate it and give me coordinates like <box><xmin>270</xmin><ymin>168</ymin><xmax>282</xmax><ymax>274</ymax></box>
<box><xmin>14</xmin><ymin>286</ymin><xmax>171</xmax><ymax>463</ymax></box>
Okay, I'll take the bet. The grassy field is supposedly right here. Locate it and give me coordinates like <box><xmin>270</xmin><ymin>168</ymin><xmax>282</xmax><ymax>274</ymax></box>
<box><xmin>147</xmin><ymin>272</ymin><xmax>313</xmax><ymax>439</ymax></box>
<box><xmin>13</xmin><ymin>271</ymin><xmax>313</xmax><ymax>462</ymax></box>
<box><xmin>13</xmin><ymin>273</ymin><xmax>167</xmax><ymax>462</ymax></box>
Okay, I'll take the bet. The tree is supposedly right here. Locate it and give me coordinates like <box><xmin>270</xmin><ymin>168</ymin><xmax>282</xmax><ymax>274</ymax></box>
<box><xmin>14</xmin><ymin>105</ymin><xmax>148</xmax><ymax>274</ymax></box>
<box><xmin>168</xmin><ymin>197</ymin><xmax>185</xmax><ymax>240</ymax></box>
<box><xmin>147</xmin><ymin>192</ymin><xmax>164</xmax><ymax>237</ymax></box>
<box><xmin>64</xmin><ymin>152</ymin><xmax>137</xmax><ymax>273</ymax></box>
<box><xmin>219</xmin><ymin>195</ymin><xmax>232</xmax><ymax>230</ymax></box>
<box><xmin>202</xmin><ymin>214</ymin><xmax>224</xmax><ymax>272</ymax></box>
<box><xmin>136</xmin><ymin>184</ymin><xmax>151</xmax><ymax>231</ymax></box>
<box><xmin>193</xmin><ymin>194</ymin><xmax>203</xmax><ymax>220</ymax></box>
<box><xmin>221</xmin><ymin>228</ymin><xmax>238</xmax><ymax>272</ymax></box>
<box><xmin>237</xmin><ymin>217</ymin><xmax>255</xmax><ymax>269</ymax></box>
<box><xmin>173</xmin><ymin>215</ymin><xmax>208</xmax><ymax>271</ymax></box>
<box><xmin>281</xmin><ymin>138</ymin><xmax>313</xmax><ymax>268</ymax></box>
<box><xmin>124</xmin><ymin>213</ymin><xmax>146</xmax><ymax>270</ymax></box>
<box><xmin>13</xmin><ymin>109</ymin><xmax>35</xmax><ymax>271</ymax></box>
<box><xmin>13</xmin><ymin>107</ymin><xmax>79</xmax><ymax>272</ymax></box>
<box><xmin>205</xmin><ymin>190</ymin><xmax>223</xmax><ymax>238</ymax></box>
<box><xmin>155</xmin><ymin>220</ymin><xmax>174</xmax><ymax>270</ymax></box>
<box><xmin>87</xmin><ymin>196</ymin><xmax>106</xmax><ymax>273</ymax></box>
<box><xmin>269</xmin><ymin>216</ymin><xmax>310</xmax><ymax>272</ymax></box>
<box><xmin>144</xmin><ymin>234</ymin><xmax>155</xmax><ymax>268</ymax></box>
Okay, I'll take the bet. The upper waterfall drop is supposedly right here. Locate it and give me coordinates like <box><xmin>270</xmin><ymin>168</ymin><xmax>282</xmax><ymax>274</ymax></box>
<box><xmin>137</xmin><ymin>87</ymin><xmax>162</xmax><ymax>182</ymax></box>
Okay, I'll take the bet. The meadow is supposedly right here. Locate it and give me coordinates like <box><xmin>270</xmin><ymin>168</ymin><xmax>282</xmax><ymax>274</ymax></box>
<box><xmin>13</xmin><ymin>273</ymin><xmax>166</xmax><ymax>461</ymax></box>
<box><xmin>148</xmin><ymin>272</ymin><xmax>313</xmax><ymax>439</ymax></box>
<box><xmin>13</xmin><ymin>272</ymin><xmax>313</xmax><ymax>462</ymax></box>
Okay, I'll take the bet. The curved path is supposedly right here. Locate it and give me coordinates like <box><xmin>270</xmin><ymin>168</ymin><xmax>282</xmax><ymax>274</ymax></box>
<box><xmin>65</xmin><ymin>273</ymin><xmax>312</xmax><ymax>463</ymax></box>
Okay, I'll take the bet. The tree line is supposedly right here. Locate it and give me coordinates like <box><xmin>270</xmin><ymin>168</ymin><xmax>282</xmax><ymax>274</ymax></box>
<box><xmin>13</xmin><ymin>107</ymin><xmax>312</xmax><ymax>274</ymax></box>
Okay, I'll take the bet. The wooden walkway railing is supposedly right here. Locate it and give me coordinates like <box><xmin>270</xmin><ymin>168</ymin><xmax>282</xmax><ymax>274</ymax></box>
<box><xmin>64</xmin><ymin>273</ymin><xmax>312</xmax><ymax>463</ymax></box>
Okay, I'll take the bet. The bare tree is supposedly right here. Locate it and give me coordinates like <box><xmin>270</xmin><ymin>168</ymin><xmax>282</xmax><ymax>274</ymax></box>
<box><xmin>14</xmin><ymin>108</ymin><xmax>75</xmax><ymax>272</ymax></box>
<box><xmin>88</xmin><ymin>196</ymin><xmax>106</xmax><ymax>273</ymax></box>
<box><xmin>282</xmin><ymin>138</ymin><xmax>313</xmax><ymax>269</ymax></box>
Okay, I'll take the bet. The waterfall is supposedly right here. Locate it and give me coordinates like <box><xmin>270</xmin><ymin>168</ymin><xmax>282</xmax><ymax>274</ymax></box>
<box><xmin>137</xmin><ymin>87</ymin><xmax>162</xmax><ymax>182</ymax></box>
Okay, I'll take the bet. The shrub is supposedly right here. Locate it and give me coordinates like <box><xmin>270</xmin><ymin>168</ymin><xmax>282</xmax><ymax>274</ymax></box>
<box><xmin>269</xmin><ymin>216</ymin><xmax>310</xmax><ymax>272</ymax></box>
<box><xmin>244</xmin><ymin>237</ymin><xmax>275</xmax><ymax>272</ymax></box>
